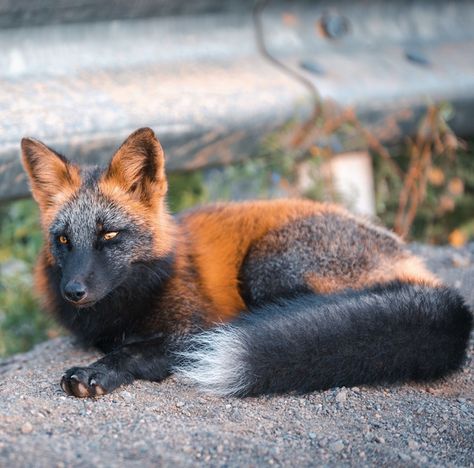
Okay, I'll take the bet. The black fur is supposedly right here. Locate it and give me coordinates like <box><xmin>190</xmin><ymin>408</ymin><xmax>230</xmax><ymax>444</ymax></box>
<box><xmin>239</xmin><ymin>214</ymin><xmax>404</xmax><ymax>306</ymax></box>
<box><xmin>180</xmin><ymin>281</ymin><xmax>472</xmax><ymax>396</ymax></box>
<box><xmin>47</xmin><ymin>256</ymin><xmax>175</xmax><ymax>352</ymax></box>
<box><xmin>48</xmin><ymin>185</ymin><xmax>159</xmax><ymax>307</ymax></box>
<box><xmin>61</xmin><ymin>335</ymin><xmax>174</xmax><ymax>396</ymax></box>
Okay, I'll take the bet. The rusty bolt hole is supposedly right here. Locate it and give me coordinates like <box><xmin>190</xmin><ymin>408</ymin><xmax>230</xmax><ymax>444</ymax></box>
<box><xmin>317</xmin><ymin>11</ymin><xmax>350</xmax><ymax>40</ymax></box>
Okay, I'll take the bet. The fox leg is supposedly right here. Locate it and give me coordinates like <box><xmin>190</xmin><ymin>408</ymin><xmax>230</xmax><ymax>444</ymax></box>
<box><xmin>60</xmin><ymin>336</ymin><xmax>174</xmax><ymax>397</ymax></box>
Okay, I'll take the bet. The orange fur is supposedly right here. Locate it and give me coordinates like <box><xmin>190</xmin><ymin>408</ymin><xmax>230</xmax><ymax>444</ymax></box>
<box><xmin>391</xmin><ymin>256</ymin><xmax>441</xmax><ymax>287</ymax></box>
<box><xmin>20</xmin><ymin>138</ymin><xmax>81</xmax><ymax>227</ymax></box>
<box><xmin>99</xmin><ymin>128</ymin><xmax>173</xmax><ymax>256</ymax></box>
<box><xmin>101</xmin><ymin>128</ymin><xmax>167</xmax><ymax>206</ymax></box>
<box><xmin>304</xmin><ymin>256</ymin><xmax>440</xmax><ymax>295</ymax></box>
<box><xmin>34</xmin><ymin>249</ymin><xmax>56</xmax><ymax>311</ymax></box>
<box><xmin>98</xmin><ymin>182</ymin><xmax>176</xmax><ymax>257</ymax></box>
<box><xmin>180</xmin><ymin>200</ymin><xmax>346</xmax><ymax>320</ymax></box>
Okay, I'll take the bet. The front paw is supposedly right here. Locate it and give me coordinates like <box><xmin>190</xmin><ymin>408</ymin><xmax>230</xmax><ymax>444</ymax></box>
<box><xmin>61</xmin><ymin>366</ymin><xmax>115</xmax><ymax>398</ymax></box>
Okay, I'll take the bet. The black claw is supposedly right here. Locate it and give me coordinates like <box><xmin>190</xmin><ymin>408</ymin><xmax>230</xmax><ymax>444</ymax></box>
<box><xmin>60</xmin><ymin>375</ymin><xmax>74</xmax><ymax>395</ymax></box>
<box><xmin>60</xmin><ymin>366</ymin><xmax>113</xmax><ymax>397</ymax></box>
<box><xmin>59</xmin><ymin>364</ymin><xmax>129</xmax><ymax>398</ymax></box>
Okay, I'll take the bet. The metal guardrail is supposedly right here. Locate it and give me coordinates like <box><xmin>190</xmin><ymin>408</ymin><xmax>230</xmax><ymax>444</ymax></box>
<box><xmin>1</xmin><ymin>0</ymin><xmax>473</xmax><ymax>201</ymax></box>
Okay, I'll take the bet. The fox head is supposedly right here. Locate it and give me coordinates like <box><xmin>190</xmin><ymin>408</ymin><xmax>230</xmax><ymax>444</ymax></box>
<box><xmin>21</xmin><ymin>128</ymin><xmax>174</xmax><ymax>308</ymax></box>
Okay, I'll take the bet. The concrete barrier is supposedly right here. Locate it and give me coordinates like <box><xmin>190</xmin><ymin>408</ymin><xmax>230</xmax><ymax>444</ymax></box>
<box><xmin>1</xmin><ymin>0</ymin><xmax>474</xmax><ymax>200</ymax></box>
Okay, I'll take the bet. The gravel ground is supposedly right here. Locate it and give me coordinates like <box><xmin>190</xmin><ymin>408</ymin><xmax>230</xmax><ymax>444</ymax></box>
<box><xmin>0</xmin><ymin>244</ymin><xmax>473</xmax><ymax>467</ymax></box>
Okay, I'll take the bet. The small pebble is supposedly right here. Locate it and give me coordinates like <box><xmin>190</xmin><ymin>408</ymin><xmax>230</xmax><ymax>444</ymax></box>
<box><xmin>335</xmin><ymin>389</ymin><xmax>348</xmax><ymax>403</ymax></box>
<box><xmin>399</xmin><ymin>452</ymin><xmax>411</xmax><ymax>462</ymax></box>
<box><xmin>330</xmin><ymin>440</ymin><xmax>344</xmax><ymax>452</ymax></box>
<box><xmin>412</xmin><ymin>451</ymin><xmax>428</xmax><ymax>463</ymax></box>
<box><xmin>121</xmin><ymin>391</ymin><xmax>134</xmax><ymax>401</ymax></box>
<box><xmin>21</xmin><ymin>422</ymin><xmax>33</xmax><ymax>434</ymax></box>
<box><xmin>408</xmin><ymin>440</ymin><xmax>419</xmax><ymax>450</ymax></box>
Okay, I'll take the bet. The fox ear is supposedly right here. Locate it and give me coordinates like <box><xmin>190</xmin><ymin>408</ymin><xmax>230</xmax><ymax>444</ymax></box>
<box><xmin>21</xmin><ymin>138</ymin><xmax>81</xmax><ymax>210</ymax></box>
<box><xmin>103</xmin><ymin>128</ymin><xmax>167</xmax><ymax>205</ymax></box>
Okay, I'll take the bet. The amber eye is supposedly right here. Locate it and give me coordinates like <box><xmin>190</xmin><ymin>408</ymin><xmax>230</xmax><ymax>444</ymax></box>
<box><xmin>103</xmin><ymin>231</ymin><xmax>118</xmax><ymax>241</ymax></box>
<box><xmin>58</xmin><ymin>235</ymin><xmax>68</xmax><ymax>245</ymax></box>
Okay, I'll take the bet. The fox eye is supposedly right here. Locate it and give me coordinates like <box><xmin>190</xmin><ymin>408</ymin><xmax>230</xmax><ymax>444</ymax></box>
<box><xmin>102</xmin><ymin>231</ymin><xmax>119</xmax><ymax>241</ymax></box>
<box><xmin>58</xmin><ymin>235</ymin><xmax>68</xmax><ymax>245</ymax></box>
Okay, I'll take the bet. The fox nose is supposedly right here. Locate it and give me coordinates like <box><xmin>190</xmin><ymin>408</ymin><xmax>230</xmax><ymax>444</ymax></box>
<box><xmin>64</xmin><ymin>281</ymin><xmax>88</xmax><ymax>303</ymax></box>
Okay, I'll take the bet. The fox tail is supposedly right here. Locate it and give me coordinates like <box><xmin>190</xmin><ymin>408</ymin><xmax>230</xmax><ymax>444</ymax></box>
<box><xmin>174</xmin><ymin>281</ymin><xmax>472</xmax><ymax>396</ymax></box>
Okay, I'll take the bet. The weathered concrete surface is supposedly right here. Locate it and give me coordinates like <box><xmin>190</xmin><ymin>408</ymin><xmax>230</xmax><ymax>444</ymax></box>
<box><xmin>0</xmin><ymin>243</ymin><xmax>473</xmax><ymax>467</ymax></box>
<box><xmin>0</xmin><ymin>0</ymin><xmax>254</xmax><ymax>29</ymax></box>
<box><xmin>2</xmin><ymin>1</ymin><xmax>474</xmax><ymax>201</ymax></box>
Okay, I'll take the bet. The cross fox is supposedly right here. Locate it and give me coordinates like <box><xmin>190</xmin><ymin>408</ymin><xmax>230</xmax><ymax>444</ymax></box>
<box><xmin>21</xmin><ymin>128</ymin><xmax>472</xmax><ymax>398</ymax></box>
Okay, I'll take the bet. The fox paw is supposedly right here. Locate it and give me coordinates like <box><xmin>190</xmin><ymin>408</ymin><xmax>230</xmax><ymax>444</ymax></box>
<box><xmin>61</xmin><ymin>366</ymin><xmax>109</xmax><ymax>398</ymax></box>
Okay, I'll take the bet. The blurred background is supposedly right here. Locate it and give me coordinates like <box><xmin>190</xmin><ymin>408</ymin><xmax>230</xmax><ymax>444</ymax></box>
<box><xmin>0</xmin><ymin>0</ymin><xmax>473</xmax><ymax>356</ymax></box>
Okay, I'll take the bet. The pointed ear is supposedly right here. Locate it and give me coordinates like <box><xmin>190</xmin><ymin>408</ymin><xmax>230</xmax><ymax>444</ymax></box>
<box><xmin>102</xmin><ymin>128</ymin><xmax>167</xmax><ymax>205</ymax></box>
<box><xmin>21</xmin><ymin>138</ymin><xmax>81</xmax><ymax>209</ymax></box>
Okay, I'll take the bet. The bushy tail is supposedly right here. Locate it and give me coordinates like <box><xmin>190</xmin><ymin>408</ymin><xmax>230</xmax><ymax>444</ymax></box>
<box><xmin>174</xmin><ymin>281</ymin><xmax>472</xmax><ymax>396</ymax></box>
